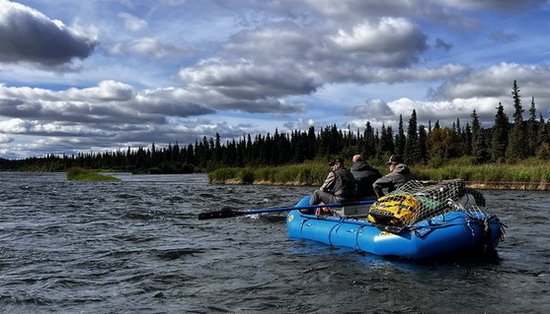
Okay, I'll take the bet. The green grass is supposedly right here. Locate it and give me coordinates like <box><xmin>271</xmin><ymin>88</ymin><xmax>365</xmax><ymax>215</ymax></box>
<box><xmin>66</xmin><ymin>167</ymin><xmax>121</xmax><ymax>181</ymax></box>
<box><xmin>208</xmin><ymin>159</ymin><xmax>550</xmax><ymax>190</ymax></box>
<box><xmin>209</xmin><ymin>161</ymin><xmax>329</xmax><ymax>186</ymax></box>
<box><xmin>414</xmin><ymin>163</ymin><xmax>550</xmax><ymax>183</ymax></box>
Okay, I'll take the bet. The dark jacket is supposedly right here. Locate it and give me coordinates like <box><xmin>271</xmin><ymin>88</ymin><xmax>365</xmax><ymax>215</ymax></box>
<box><xmin>350</xmin><ymin>161</ymin><xmax>382</xmax><ymax>198</ymax></box>
<box><xmin>320</xmin><ymin>167</ymin><xmax>356</xmax><ymax>199</ymax></box>
<box><xmin>333</xmin><ymin>167</ymin><xmax>356</xmax><ymax>198</ymax></box>
<box><xmin>372</xmin><ymin>163</ymin><xmax>414</xmax><ymax>197</ymax></box>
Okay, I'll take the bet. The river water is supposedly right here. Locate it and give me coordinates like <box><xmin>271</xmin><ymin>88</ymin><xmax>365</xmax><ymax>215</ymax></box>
<box><xmin>0</xmin><ymin>172</ymin><xmax>548</xmax><ymax>313</ymax></box>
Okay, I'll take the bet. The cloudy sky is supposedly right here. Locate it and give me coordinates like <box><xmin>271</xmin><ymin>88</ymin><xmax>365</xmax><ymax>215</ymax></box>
<box><xmin>1</xmin><ymin>0</ymin><xmax>549</xmax><ymax>159</ymax></box>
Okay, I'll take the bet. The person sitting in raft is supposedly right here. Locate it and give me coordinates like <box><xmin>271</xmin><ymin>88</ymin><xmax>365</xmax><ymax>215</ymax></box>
<box><xmin>305</xmin><ymin>157</ymin><xmax>356</xmax><ymax>215</ymax></box>
<box><xmin>372</xmin><ymin>155</ymin><xmax>414</xmax><ymax>198</ymax></box>
<box><xmin>350</xmin><ymin>154</ymin><xmax>382</xmax><ymax>198</ymax></box>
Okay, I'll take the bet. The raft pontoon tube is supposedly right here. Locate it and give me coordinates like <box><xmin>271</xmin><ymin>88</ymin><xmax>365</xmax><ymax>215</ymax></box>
<box><xmin>286</xmin><ymin>195</ymin><xmax>503</xmax><ymax>260</ymax></box>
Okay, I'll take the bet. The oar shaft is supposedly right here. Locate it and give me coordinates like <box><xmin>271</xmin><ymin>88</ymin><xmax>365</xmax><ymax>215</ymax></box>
<box><xmin>241</xmin><ymin>200</ymin><xmax>374</xmax><ymax>214</ymax></box>
<box><xmin>198</xmin><ymin>199</ymin><xmax>374</xmax><ymax>220</ymax></box>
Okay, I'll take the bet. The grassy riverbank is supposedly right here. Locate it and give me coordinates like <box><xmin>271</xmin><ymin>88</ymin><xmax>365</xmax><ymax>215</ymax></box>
<box><xmin>66</xmin><ymin>168</ymin><xmax>121</xmax><ymax>182</ymax></box>
<box><xmin>208</xmin><ymin>159</ymin><xmax>550</xmax><ymax>190</ymax></box>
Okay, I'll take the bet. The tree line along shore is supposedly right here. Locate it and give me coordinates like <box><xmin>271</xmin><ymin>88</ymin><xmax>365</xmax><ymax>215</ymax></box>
<box><xmin>1</xmin><ymin>81</ymin><xmax>548</xmax><ymax>189</ymax></box>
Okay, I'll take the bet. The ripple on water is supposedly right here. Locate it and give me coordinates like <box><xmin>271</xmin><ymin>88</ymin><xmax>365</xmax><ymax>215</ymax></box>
<box><xmin>0</xmin><ymin>173</ymin><xmax>548</xmax><ymax>313</ymax></box>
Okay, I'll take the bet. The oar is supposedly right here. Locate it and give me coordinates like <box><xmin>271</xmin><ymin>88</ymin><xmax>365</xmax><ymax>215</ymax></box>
<box><xmin>197</xmin><ymin>200</ymin><xmax>375</xmax><ymax>220</ymax></box>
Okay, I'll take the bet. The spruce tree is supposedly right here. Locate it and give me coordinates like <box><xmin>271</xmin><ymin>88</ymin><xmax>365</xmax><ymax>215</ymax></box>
<box><xmin>527</xmin><ymin>97</ymin><xmax>538</xmax><ymax>155</ymax></box>
<box><xmin>464</xmin><ymin>123</ymin><xmax>472</xmax><ymax>156</ymax></box>
<box><xmin>329</xmin><ymin>124</ymin><xmax>341</xmax><ymax>155</ymax></box>
<box><xmin>307</xmin><ymin>126</ymin><xmax>316</xmax><ymax>160</ymax></box>
<box><xmin>491</xmin><ymin>103</ymin><xmax>509</xmax><ymax>162</ymax></box>
<box><xmin>317</xmin><ymin>126</ymin><xmax>330</xmax><ymax>157</ymax></box>
<box><xmin>363</xmin><ymin>122</ymin><xmax>376</xmax><ymax>159</ymax></box>
<box><xmin>214</xmin><ymin>133</ymin><xmax>222</xmax><ymax>163</ymax></box>
<box><xmin>506</xmin><ymin>80</ymin><xmax>526</xmax><ymax>160</ymax></box>
<box><xmin>379</xmin><ymin>124</ymin><xmax>394</xmax><ymax>155</ymax></box>
<box><xmin>417</xmin><ymin>125</ymin><xmax>428</xmax><ymax>164</ymax></box>
<box><xmin>186</xmin><ymin>143</ymin><xmax>194</xmax><ymax>165</ymax></box>
<box><xmin>395</xmin><ymin>115</ymin><xmax>406</xmax><ymax>157</ymax></box>
<box><xmin>375</xmin><ymin>129</ymin><xmax>382</xmax><ymax>159</ymax></box>
<box><xmin>405</xmin><ymin>109</ymin><xmax>418</xmax><ymax>163</ymax></box>
<box><xmin>386</xmin><ymin>125</ymin><xmax>395</xmax><ymax>154</ymax></box>
<box><xmin>454</xmin><ymin>118</ymin><xmax>464</xmax><ymax>157</ymax></box>
<box><xmin>471</xmin><ymin>109</ymin><xmax>488</xmax><ymax>163</ymax></box>
<box><xmin>173</xmin><ymin>142</ymin><xmax>180</xmax><ymax>163</ymax></box>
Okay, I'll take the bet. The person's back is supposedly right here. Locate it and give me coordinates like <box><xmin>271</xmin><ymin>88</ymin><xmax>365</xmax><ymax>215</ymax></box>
<box><xmin>333</xmin><ymin>166</ymin><xmax>357</xmax><ymax>199</ymax></box>
<box><xmin>309</xmin><ymin>157</ymin><xmax>356</xmax><ymax>207</ymax></box>
<box><xmin>373</xmin><ymin>155</ymin><xmax>414</xmax><ymax>197</ymax></box>
<box><xmin>385</xmin><ymin>162</ymin><xmax>413</xmax><ymax>187</ymax></box>
<box><xmin>350</xmin><ymin>155</ymin><xmax>381</xmax><ymax>198</ymax></box>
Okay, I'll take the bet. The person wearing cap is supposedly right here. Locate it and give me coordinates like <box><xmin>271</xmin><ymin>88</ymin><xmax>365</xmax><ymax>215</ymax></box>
<box><xmin>307</xmin><ymin>157</ymin><xmax>356</xmax><ymax>211</ymax></box>
<box><xmin>350</xmin><ymin>154</ymin><xmax>382</xmax><ymax>198</ymax></box>
<box><xmin>372</xmin><ymin>155</ymin><xmax>414</xmax><ymax>197</ymax></box>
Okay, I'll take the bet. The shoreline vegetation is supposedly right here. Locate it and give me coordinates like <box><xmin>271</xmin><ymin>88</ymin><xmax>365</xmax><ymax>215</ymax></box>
<box><xmin>66</xmin><ymin>168</ymin><xmax>120</xmax><ymax>182</ymax></box>
<box><xmin>1</xmin><ymin>82</ymin><xmax>549</xmax><ymax>184</ymax></box>
<box><xmin>0</xmin><ymin>82</ymin><xmax>546</xmax><ymax>192</ymax></box>
<box><xmin>208</xmin><ymin>159</ymin><xmax>550</xmax><ymax>191</ymax></box>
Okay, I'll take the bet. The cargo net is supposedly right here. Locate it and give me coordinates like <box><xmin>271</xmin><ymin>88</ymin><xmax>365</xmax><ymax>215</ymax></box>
<box><xmin>368</xmin><ymin>179</ymin><xmax>492</xmax><ymax>228</ymax></box>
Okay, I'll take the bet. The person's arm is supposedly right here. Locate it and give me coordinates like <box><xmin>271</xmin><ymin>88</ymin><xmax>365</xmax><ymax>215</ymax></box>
<box><xmin>372</xmin><ymin>174</ymin><xmax>395</xmax><ymax>197</ymax></box>
<box><xmin>320</xmin><ymin>171</ymin><xmax>335</xmax><ymax>192</ymax></box>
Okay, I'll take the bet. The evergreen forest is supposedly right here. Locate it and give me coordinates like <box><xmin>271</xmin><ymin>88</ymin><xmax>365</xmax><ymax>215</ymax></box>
<box><xmin>1</xmin><ymin>81</ymin><xmax>549</xmax><ymax>173</ymax></box>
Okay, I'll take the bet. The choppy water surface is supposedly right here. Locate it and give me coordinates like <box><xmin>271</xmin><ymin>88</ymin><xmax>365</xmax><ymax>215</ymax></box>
<box><xmin>0</xmin><ymin>172</ymin><xmax>548</xmax><ymax>313</ymax></box>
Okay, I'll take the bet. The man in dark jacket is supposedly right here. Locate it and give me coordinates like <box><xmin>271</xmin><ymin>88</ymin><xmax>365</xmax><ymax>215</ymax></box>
<box><xmin>350</xmin><ymin>154</ymin><xmax>382</xmax><ymax>198</ymax></box>
<box><xmin>309</xmin><ymin>157</ymin><xmax>356</xmax><ymax>206</ymax></box>
<box><xmin>372</xmin><ymin>155</ymin><xmax>414</xmax><ymax>197</ymax></box>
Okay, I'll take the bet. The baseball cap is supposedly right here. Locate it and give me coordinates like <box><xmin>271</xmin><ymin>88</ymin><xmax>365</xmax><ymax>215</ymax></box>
<box><xmin>329</xmin><ymin>157</ymin><xmax>344</xmax><ymax>166</ymax></box>
<box><xmin>387</xmin><ymin>155</ymin><xmax>403</xmax><ymax>165</ymax></box>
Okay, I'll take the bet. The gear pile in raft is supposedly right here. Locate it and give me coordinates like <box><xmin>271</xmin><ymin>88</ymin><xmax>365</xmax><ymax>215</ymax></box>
<box><xmin>286</xmin><ymin>179</ymin><xmax>505</xmax><ymax>260</ymax></box>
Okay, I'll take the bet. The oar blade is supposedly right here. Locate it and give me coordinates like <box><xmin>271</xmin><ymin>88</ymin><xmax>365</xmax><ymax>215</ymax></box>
<box><xmin>198</xmin><ymin>209</ymin><xmax>242</xmax><ymax>220</ymax></box>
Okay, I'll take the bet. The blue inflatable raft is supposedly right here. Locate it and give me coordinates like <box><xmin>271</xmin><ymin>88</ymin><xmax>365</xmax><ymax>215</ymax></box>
<box><xmin>286</xmin><ymin>195</ymin><xmax>503</xmax><ymax>260</ymax></box>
